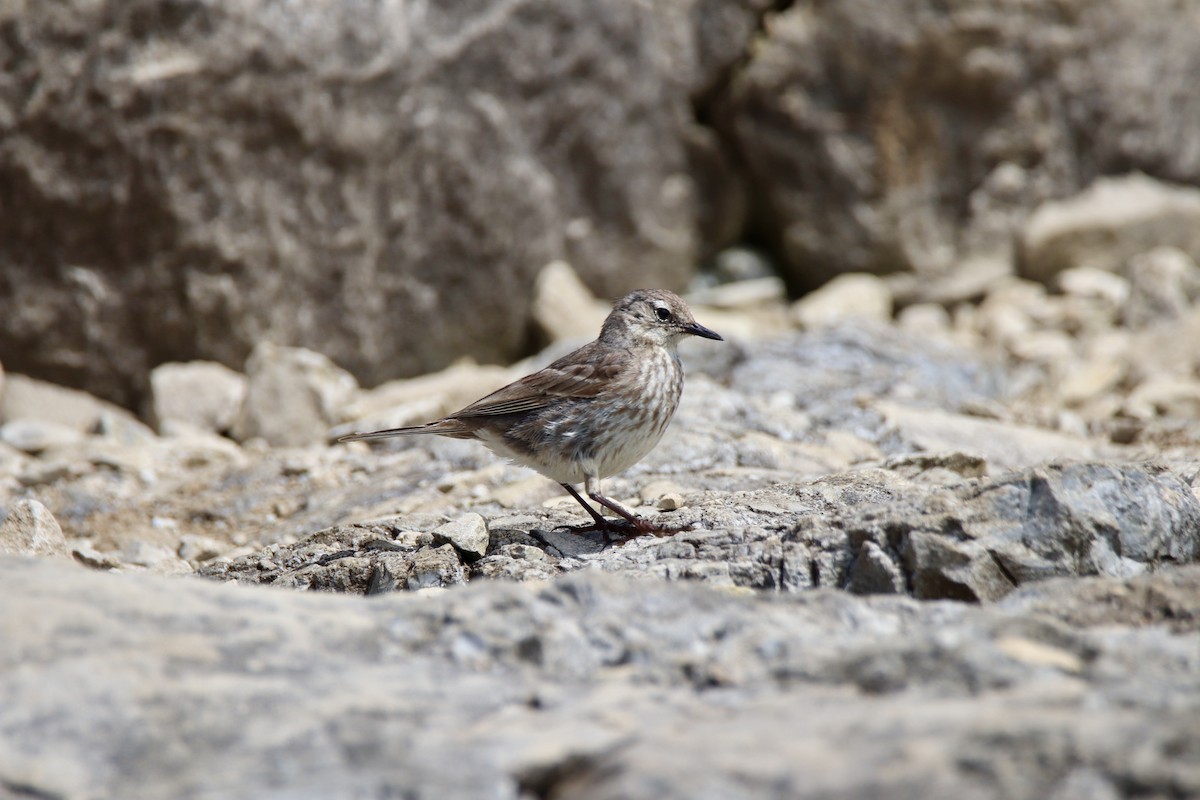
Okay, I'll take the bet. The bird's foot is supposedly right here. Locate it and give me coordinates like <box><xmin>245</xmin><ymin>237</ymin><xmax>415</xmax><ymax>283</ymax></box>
<box><xmin>556</xmin><ymin>515</ymin><xmax>690</xmax><ymax>542</ymax></box>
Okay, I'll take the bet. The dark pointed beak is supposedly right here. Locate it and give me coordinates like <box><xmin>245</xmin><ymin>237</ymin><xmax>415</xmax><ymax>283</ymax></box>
<box><xmin>684</xmin><ymin>321</ymin><xmax>723</xmax><ymax>341</ymax></box>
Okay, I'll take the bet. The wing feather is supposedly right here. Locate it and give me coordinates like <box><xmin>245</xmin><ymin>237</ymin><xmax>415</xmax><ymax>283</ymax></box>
<box><xmin>448</xmin><ymin>343</ymin><xmax>620</xmax><ymax>419</ymax></box>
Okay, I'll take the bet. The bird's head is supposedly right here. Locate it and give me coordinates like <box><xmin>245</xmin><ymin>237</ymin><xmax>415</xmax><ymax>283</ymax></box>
<box><xmin>599</xmin><ymin>289</ymin><xmax>723</xmax><ymax>349</ymax></box>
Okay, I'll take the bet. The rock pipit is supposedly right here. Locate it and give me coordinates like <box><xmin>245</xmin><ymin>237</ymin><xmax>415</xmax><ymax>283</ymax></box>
<box><xmin>339</xmin><ymin>289</ymin><xmax>722</xmax><ymax>537</ymax></box>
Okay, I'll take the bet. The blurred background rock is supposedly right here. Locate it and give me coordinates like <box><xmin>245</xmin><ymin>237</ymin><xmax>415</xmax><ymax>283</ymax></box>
<box><xmin>3</xmin><ymin>0</ymin><xmax>1198</xmax><ymax>412</ymax></box>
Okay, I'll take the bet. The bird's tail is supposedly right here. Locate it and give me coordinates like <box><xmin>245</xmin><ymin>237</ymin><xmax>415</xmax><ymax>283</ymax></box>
<box><xmin>336</xmin><ymin>418</ymin><xmax>472</xmax><ymax>443</ymax></box>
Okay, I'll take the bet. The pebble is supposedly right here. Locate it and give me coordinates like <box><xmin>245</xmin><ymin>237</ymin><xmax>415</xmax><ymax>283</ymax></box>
<box><xmin>432</xmin><ymin>514</ymin><xmax>490</xmax><ymax>559</ymax></box>
<box><xmin>656</xmin><ymin>493</ymin><xmax>686</xmax><ymax>511</ymax></box>
<box><xmin>150</xmin><ymin>360</ymin><xmax>247</xmax><ymax>435</ymax></box>
<box><xmin>791</xmin><ymin>273</ymin><xmax>893</xmax><ymax>328</ymax></box>
<box><xmin>0</xmin><ymin>419</ymin><xmax>85</xmax><ymax>453</ymax></box>
<box><xmin>0</xmin><ymin>499</ymin><xmax>69</xmax><ymax>559</ymax></box>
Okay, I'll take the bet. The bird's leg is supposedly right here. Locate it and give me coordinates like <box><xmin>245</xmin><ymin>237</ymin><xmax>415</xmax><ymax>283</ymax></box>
<box><xmin>555</xmin><ymin>481</ymin><xmax>644</xmax><ymax>541</ymax></box>
<box><xmin>559</xmin><ymin>483</ymin><xmax>609</xmax><ymax>527</ymax></box>
<box><xmin>587</xmin><ymin>490</ymin><xmax>654</xmax><ymax>534</ymax></box>
<box><xmin>586</xmin><ymin>477</ymin><xmax>690</xmax><ymax>538</ymax></box>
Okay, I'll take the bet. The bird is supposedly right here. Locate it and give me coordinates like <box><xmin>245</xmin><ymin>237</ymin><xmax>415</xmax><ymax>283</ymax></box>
<box><xmin>338</xmin><ymin>289</ymin><xmax>723</xmax><ymax>537</ymax></box>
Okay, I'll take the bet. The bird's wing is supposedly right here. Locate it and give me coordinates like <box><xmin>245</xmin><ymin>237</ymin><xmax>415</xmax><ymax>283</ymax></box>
<box><xmin>449</xmin><ymin>346</ymin><xmax>619</xmax><ymax>419</ymax></box>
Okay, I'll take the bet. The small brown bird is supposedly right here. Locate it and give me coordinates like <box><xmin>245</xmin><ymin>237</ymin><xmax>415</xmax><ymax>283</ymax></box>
<box><xmin>339</xmin><ymin>289</ymin><xmax>722</xmax><ymax>536</ymax></box>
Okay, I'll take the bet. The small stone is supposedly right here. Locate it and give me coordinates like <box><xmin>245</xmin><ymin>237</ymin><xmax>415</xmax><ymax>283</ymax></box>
<box><xmin>71</xmin><ymin>542</ymin><xmax>122</xmax><ymax>570</ymax></box>
<box><xmin>1123</xmin><ymin>377</ymin><xmax>1200</xmax><ymax>420</ymax></box>
<box><xmin>708</xmin><ymin>246</ymin><xmax>777</xmax><ymax>283</ymax></box>
<box><xmin>407</xmin><ymin>544</ymin><xmax>467</xmax><ymax>590</ymax></box>
<box><xmin>0</xmin><ymin>441</ymin><xmax>29</xmax><ymax>477</ymax></box>
<box><xmin>432</xmin><ymin>513</ymin><xmax>490</xmax><ymax>559</ymax></box>
<box><xmin>507</xmin><ymin>544</ymin><xmax>547</xmax><ymax>562</ymax></box>
<box><xmin>896</xmin><ymin>303</ymin><xmax>952</xmax><ymax>336</ymax></box>
<box><xmin>687</xmin><ymin>276</ymin><xmax>787</xmax><ymax>309</ymax></box>
<box><xmin>1020</xmin><ymin>173</ymin><xmax>1200</xmax><ymax>284</ymax></box>
<box><xmin>178</xmin><ymin>534</ymin><xmax>226</xmax><ymax>563</ymax></box>
<box><xmin>1008</xmin><ymin>329</ymin><xmax>1075</xmax><ymax>364</ymax></box>
<box><xmin>0</xmin><ymin>499</ymin><xmax>69</xmax><ymax>559</ymax></box>
<box><xmin>0</xmin><ymin>419</ymin><xmax>85</xmax><ymax>453</ymax></box>
<box><xmin>656</xmin><ymin>493</ymin><xmax>685</xmax><ymax>511</ymax></box>
<box><xmin>150</xmin><ymin>360</ymin><xmax>248</xmax><ymax>435</ymax></box>
<box><xmin>121</xmin><ymin>541</ymin><xmax>193</xmax><ymax>574</ymax></box>
<box><xmin>1123</xmin><ymin>246</ymin><xmax>1200</xmax><ymax>328</ymax></box>
<box><xmin>639</xmin><ymin>479</ymin><xmax>686</xmax><ymax>505</ymax></box>
<box><xmin>0</xmin><ymin>374</ymin><xmax>146</xmax><ymax>435</ymax></box>
<box><xmin>232</xmin><ymin>343</ymin><xmax>359</xmax><ymax>447</ymax></box>
<box><xmin>1057</xmin><ymin>266</ymin><xmax>1131</xmax><ymax>309</ymax></box>
<box><xmin>791</xmin><ymin>273</ymin><xmax>893</xmax><ymax>329</ymax></box>
<box><xmin>1058</xmin><ymin>360</ymin><xmax>1126</xmax><ymax>407</ymax></box>
<box><xmin>993</xmin><ymin>636</ymin><xmax>1084</xmax><ymax>674</ymax></box>
<box><xmin>845</xmin><ymin>540</ymin><xmax>905</xmax><ymax>595</ymax></box>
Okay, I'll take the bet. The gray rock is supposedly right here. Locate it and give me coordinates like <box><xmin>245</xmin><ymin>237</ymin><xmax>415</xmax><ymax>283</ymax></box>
<box><xmin>1123</xmin><ymin>246</ymin><xmax>1200</xmax><ymax>328</ymax></box>
<box><xmin>876</xmin><ymin>401</ymin><xmax>1105</xmax><ymax>474</ymax></box>
<box><xmin>232</xmin><ymin>343</ymin><xmax>358</xmax><ymax>447</ymax></box>
<box><xmin>0</xmin><ymin>0</ymin><xmax>769</xmax><ymax>406</ymax></box>
<box><xmin>791</xmin><ymin>273</ymin><xmax>894</xmax><ymax>329</ymax></box>
<box><xmin>1</xmin><ymin>558</ymin><xmax>1199</xmax><ymax>799</ymax></box>
<box><xmin>0</xmin><ymin>419</ymin><xmax>85</xmax><ymax>454</ymax></box>
<box><xmin>149</xmin><ymin>360</ymin><xmax>247</xmax><ymax>435</ymax></box>
<box><xmin>207</xmin><ymin>459</ymin><xmax>1199</xmax><ymax>605</ymax></box>
<box><xmin>1020</xmin><ymin>174</ymin><xmax>1200</xmax><ymax>284</ymax></box>
<box><xmin>0</xmin><ymin>374</ymin><xmax>149</xmax><ymax>435</ymax></box>
<box><xmin>407</xmin><ymin>544</ymin><xmax>469</xmax><ymax>591</ymax></box>
<box><xmin>0</xmin><ymin>499</ymin><xmax>69</xmax><ymax>559</ymax></box>
<box><xmin>723</xmin><ymin>1</ymin><xmax>1200</xmax><ymax>289</ymax></box>
<box><xmin>433</xmin><ymin>514</ymin><xmax>491</xmax><ymax>560</ymax></box>
<box><xmin>177</xmin><ymin>534</ymin><xmax>226</xmax><ymax>564</ymax></box>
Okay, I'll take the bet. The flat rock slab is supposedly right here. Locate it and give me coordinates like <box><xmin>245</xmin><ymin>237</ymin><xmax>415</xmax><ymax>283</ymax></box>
<box><xmin>204</xmin><ymin>461</ymin><xmax>1200</xmax><ymax>604</ymax></box>
<box><xmin>1</xmin><ymin>558</ymin><xmax>1198</xmax><ymax>799</ymax></box>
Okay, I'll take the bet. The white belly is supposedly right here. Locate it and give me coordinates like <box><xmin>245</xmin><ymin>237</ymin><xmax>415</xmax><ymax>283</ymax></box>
<box><xmin>477</xmin><ymin>348</ymin><xmax>683</xmax><ymax>485</ymax></box>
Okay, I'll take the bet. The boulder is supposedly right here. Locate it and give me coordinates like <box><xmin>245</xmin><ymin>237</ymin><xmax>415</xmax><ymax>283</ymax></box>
<box><xmin>722</xmin><ymin>0</ymin><xmax>1200</xmax><ymax>290</ymax></box>
<box><xmin>2</xmin><ymin>558</ymin><xmax>1199</xmax><ymax>799</ymax></box>
<box><xmin>1020</xmin><ymin>174</ymin><xmax>1200</xmax><ymax>284</ymax></box>
<box><xmin>0</xmin><ymin>0</ymin><xmax>769</xmax><ymax>407</ymax></box>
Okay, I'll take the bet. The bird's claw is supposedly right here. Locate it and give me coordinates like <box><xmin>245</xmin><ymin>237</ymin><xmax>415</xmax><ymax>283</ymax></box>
<box><xmin>554</xmin><ymin>516</ymin><xmax>690</xmax><ymax>542</ymax></box>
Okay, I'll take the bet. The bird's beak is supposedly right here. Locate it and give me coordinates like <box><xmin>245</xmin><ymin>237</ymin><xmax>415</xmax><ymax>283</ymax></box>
<box><xmin>683</xmin><ymin>321</ymin><xmax>723</xmax><ymax>341</ymax></box>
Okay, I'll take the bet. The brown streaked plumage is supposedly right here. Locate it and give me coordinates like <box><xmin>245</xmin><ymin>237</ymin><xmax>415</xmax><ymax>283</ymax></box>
<box><xmin>338</xmin><ymin>289</ymin><xmax>722</xmax><ymax>537</ymax></box>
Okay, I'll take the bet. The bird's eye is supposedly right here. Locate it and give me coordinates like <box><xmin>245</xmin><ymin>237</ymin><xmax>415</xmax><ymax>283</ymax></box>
<box><xmin>654</xmin><ymin>306</ymin><xmax>672</xmax><ymax>322</ymax></box>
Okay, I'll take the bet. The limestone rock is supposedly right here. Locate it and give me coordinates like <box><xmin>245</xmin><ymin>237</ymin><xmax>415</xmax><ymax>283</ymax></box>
<box><xmin>232</xmin><ymin>343</ymin><xmax>358</xmax><ymax>447</ymax></box>
<box><xmin>0</xmin><ymin>374</ymin><xmax>149</xmax><ymax>437</ymax></box>
<box><xmin>1021</xmin><ymin>174</ymin><xmax>1200</xmax><ymax>284</ymax></box>
<box><xmin>432</xmin><ymin>514</ymin><xmax>491</xmax><ymax>560</ymax></box>
<box><xmin>0</xmin><ymin>420</ymin><xmax>86</xmax><ymax>454</ymax></box>
<box><xmin>1123</xmin><ymin>246</ymin><xmax>1200</xmax><ymax>328</ymax></box>
<box><xmin>791</xmin><ymin>273</ymin><xmax>893</xmax><ymax>329</ymax></box>
<box><xmin>724</xmin><ymin>2</ymin><xmax>1200</xmax><ymax>289</ymax></box>
<box><xmin>0</xmin><ymin>499</ymin><xmax>69</xmax><ymax>559</ymax></box>
<box><xmin>0</xmin><ymin>0</ymin><xmax>769</xmax><ymax>406</ymax></box>
<box><xmin>149</xmin><ymin>361</ymin><xmax>247</xmax><ymax>435</ymax></box>
<box><xmin>2</xmin><ymin>559</ymin><xmax>1199</xmax><ymax>799</ymax></box>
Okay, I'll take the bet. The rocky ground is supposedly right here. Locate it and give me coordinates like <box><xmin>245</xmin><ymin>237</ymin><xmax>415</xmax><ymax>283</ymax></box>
<box><xmin>3</xmin><ymin>260</ymin><xmax>1200</xmax><ymax>798</ymax></box>
<box><xmin>4</xmin><ymin>1</ymin><xmax>1200</xmax><ymax>796</ymax></box>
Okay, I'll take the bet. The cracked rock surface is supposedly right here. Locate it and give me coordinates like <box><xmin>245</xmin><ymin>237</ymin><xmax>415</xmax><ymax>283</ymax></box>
<box><xmin>4</xmin><ymin>313</ymin><xmax>1200</xmax><ymax>798</ymax></box>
